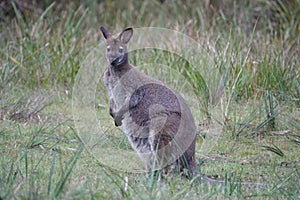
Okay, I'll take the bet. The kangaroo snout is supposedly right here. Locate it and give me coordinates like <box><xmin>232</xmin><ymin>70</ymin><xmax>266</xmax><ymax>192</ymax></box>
<box><xmin>110</xmin><ymin>53</ymin><xmax>128</xmax><ymax>67</ymax></box>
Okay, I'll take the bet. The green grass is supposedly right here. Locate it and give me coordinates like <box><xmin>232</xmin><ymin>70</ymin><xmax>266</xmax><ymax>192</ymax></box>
<box><xmin>1</xmin><ymin>0</ymin><xmax>299</xmax><ymax>199</ymax></box>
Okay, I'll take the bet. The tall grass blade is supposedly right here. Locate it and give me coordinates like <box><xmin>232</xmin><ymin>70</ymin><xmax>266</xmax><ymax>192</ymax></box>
<box><xmin>53</xmin><ymin>144</ymin><xmax>84</xmax><ymax>198</ymax></box>
<box><xmin>48</xmin><ymin>145</ymin><xmax>57</xmax><ymax>196</ymax></box>
<box><xmin>31</xmin><ymin>2</ymin><xmax>56</xmax><ymax>37</ymax></box>
<box><xmin>261</xmin><ymin>144</ymin><xmax>284</xmax><ymax>157</ymax></box>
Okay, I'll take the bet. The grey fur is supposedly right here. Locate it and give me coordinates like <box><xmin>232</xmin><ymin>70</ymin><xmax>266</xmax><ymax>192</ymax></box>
<box><xmin>100</xmin><ymin>26</ymin><xmax>196</xmax><ymax>177</ymax></box>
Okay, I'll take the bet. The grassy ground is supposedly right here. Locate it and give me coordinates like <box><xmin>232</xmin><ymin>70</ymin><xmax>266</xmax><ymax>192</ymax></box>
<box><xmin>0</xmin><ymin>0</ymin><xmax>299</xmax><ymax>199</ymax></box>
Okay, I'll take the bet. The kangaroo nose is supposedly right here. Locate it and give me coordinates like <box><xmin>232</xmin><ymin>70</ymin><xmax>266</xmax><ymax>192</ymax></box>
<box><xmin>111</xmin><ymin>55</ymin><xmax>119</xmax><ymax>61</ymax></box>
<box><xmin>111</xmin><ymin>56</ymin><xmax>119</xmax><ymax>63</ymax></box>
<box><xmin>110</xmin><ymin>55</ymin><xmax>123</xmax><ymax>66</ymax></box>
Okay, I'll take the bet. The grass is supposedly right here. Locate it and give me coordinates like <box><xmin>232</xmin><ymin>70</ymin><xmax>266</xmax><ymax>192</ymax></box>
<box><xmin>0</xmin><ymin>0</ymin><xmax>299</xmax><ymax>199</ymax></box>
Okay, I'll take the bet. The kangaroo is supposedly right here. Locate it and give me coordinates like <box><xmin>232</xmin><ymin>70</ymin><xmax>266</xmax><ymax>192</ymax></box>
<box><xmin>100</xmin><ymin>26</ymin><xmax>197</xmax><ymax>177</ymax></box>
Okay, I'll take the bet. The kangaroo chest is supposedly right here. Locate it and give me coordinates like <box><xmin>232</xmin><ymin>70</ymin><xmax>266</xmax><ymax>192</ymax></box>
<box><xmin>103</xmin><ymin>67</ymin><xmax>118</xmax><ymax>97</ymax></box>
<box><xmin>103</xmin><ymin>66</ymin><xmax>136</xmax><ymax>111</ymax></box>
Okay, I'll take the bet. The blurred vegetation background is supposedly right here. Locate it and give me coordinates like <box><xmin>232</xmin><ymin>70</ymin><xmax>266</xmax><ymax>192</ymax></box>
<box><xmin>0</xmin><ymin>0</ymin><xmax>299</xmax><ymax>199</ymax></box>
<box><xmin>0</xmin><ymin>0</ymin><xmax>299</xmax><ymax>96</ymax></box>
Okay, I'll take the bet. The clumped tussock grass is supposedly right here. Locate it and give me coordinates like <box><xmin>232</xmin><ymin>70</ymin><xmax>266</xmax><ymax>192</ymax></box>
<box><xmin>0</xmin><ymin>0</ymin><xmax>299</xmax><ymax>199</ymax></box>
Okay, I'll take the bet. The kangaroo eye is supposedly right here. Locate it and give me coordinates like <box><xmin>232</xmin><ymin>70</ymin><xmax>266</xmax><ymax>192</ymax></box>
<box><xmin>106</xmin><ymin>46</ymin><xmax>110</xmax><ymax>52</ymax></box>
<box><xmin>119</xmin><ymin>46</ymin><xmax>124</xmax><ymax>53</ymax></box>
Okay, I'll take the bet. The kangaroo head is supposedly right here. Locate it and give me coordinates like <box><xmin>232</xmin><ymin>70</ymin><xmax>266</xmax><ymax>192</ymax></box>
<box><xmin>100</xmin><ymin>26</ymin><xmax>133</xmax><ymax>67</ymax></box>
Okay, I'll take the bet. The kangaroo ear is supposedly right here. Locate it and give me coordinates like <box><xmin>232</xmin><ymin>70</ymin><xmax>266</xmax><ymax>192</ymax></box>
<box><xmin>100</xmin><ymin>26</ymin><xmax>112</xmax><ymax>39</ymax></box>
<box><xmin>119</xmin><ymin>27</ymin><xmax>133</xmax><ymax>44</ymax></box>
